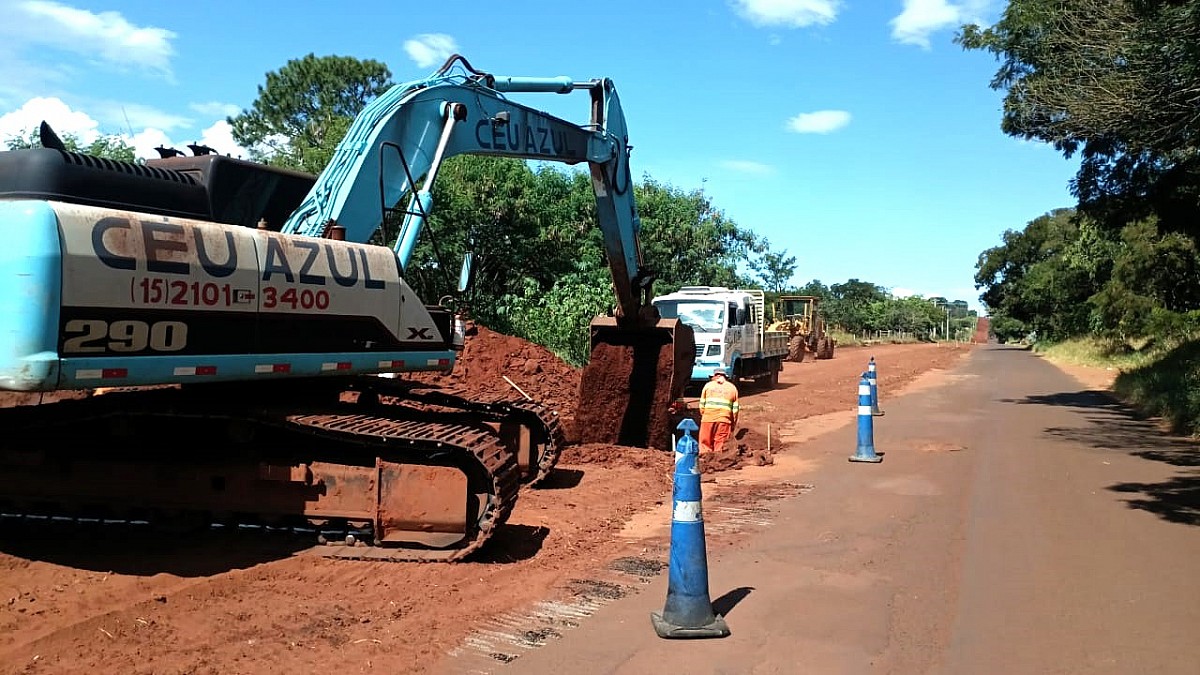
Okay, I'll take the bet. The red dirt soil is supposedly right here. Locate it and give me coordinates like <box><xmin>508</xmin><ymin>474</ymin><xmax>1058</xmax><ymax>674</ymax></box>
<box><xmin>574</xmin><ymin>325</ymin><xmax>693</xmax><ymax>451</ymax></box>
<box><xmin>0</xmin><ymin>332</ymin><xmax>977</xmax><ymax>675</ymax></box>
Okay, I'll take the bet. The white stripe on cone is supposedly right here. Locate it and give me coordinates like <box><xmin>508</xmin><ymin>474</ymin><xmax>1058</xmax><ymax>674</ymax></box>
<box><xmin>673</xmin><ymin>500</ymin><xmax>702</xmax><ymax>522</ymax></box>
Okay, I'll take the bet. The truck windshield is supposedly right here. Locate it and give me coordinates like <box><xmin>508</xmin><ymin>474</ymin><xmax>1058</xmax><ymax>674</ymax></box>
<box><xmin>654</xmin><ymin>300</ymin><xmax>725</xmax><ymax>333</ymax></box>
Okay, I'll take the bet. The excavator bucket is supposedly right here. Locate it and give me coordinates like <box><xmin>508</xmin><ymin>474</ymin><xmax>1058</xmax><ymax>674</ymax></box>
<box><xmin>575</xmin><ymin>316</ymin><xmax>695</xmax><ymax>451</ymax></box>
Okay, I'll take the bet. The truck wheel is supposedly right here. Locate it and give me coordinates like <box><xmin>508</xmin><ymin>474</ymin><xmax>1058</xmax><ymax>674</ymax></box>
<box><xmin>768</xmin><ymin>363</ymin><xmax>780</xmax><ymax>387</ymax></box>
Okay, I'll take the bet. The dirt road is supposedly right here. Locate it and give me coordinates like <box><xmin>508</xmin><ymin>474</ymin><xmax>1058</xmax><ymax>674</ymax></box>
<box><xmin>0</xmin><ymin>341</ymin><xmax>972</xmax><ymax>674</ymax></box>
<box><xmin>460</xmin><ymin>344</ymin><xmax>1200</xmax><ymax>675</ymax></box>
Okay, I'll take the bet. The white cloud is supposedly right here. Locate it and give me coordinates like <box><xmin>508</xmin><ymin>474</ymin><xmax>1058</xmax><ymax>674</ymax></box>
<box><xmin>129</xmin><ymin>127</ymin><xmax>173</xmax><ymax>159</ymax></box>
<box><xmin>403</xmin><ymin>34</ymin><xmax>458</xmax><ymax>69</ymax></box>
<box><xmin>732</xmin><ymin>0</ymin><xmax>841</xmax><ymax>28</ymax></box>
<box><xmin>196</xmin><ymin>120</ymin><xmax>249</xmax><ymax>158</ymax></box>
<box><xmin>5</xmin><ymin>97</ymin><xmax>191</xmax><ymax>145</ymax></box>
<box><xmin>91</xmin><ymin>101</ymin><xmax>191</xmax><ymax>133</ymax></box>
<box><xmin>890</xmin><ymin>0</ymin><xmax>994</xmax><ymax>50</ymax></box>
<box><xmin>0</xmin><ymin>96</ymin><xmax>100</xmax><ymax>144</ymax></box>
<box><xmin>718</xmin><ymin>159</ymin><xmax>774</xmax><ymax>175</ymax></box>
<box><xmin>190</xmin><ymin>101</ymin><xmax>241</xmax><ymax>118</ymax></box>
<box><xmin>2</xmin><ymin>1</ymin><xmax>176</xmax><ymax>77</ymax></box>
<box><xmin>129</xmin><ymin>120</ymin><xmax>248</xmax><ymax>160</ymax></box>
<box><xmin>786</xmin><ymin>109</ymin><xmax>851</xmax><ymax>134</ymax></box>
<box><xmin>0</xmin><ymin>96</ymin><xmax>249</xmax><ymax>161</ymax></box>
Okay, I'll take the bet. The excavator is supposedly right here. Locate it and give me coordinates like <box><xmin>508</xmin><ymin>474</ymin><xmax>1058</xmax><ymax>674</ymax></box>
<box><xmin>0</xmin><ymin>55</ymin><xmax>691</xmax><ymax>561</ymax></box>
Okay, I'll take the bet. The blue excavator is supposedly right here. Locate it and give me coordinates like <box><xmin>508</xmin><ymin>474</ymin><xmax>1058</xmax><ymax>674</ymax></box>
<box><xmin>0</xmin><ymin>55</ymin><xmax>692</xmax><ymax>560</ymax></box>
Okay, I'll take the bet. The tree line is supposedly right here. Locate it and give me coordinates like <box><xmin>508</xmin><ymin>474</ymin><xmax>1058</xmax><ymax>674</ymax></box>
<box><xmin>960</xmin><ymin>0</ymin><xmax>1200</xmax><ymax>344</ymax></box>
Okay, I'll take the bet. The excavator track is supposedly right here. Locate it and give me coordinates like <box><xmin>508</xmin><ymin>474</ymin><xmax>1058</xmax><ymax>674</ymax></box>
<box><xmin>350</xmin><ymin>379</ymin><xmax>565</xmax><ymax>486</ymax></box>
<box><xmin>281</xmin><ymin>410</ymin><xmax>520</xmax><ymax>561</ymax></box>
<box><xmin>0</xmin><ymin>385</ymin><xmax>521</xmax><ymax>562</ymax></box>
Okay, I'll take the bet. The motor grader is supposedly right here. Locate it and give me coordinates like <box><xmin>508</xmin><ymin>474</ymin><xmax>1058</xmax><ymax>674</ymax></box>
<box><xmin>767</xmin><ymin>295</ymin><xmax>835</xmax><ymax>362</ymax></box>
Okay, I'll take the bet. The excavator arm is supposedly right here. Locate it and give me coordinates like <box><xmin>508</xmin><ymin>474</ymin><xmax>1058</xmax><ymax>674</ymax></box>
<box><xmin>281</xmin><ymin>55</ymin><xmax>652</xmax><ymax>326</ymax></box>
<box><xmin>280</xmin><ymin>55</ymin><xmax>694</xmax><ymax>449</ymax></box>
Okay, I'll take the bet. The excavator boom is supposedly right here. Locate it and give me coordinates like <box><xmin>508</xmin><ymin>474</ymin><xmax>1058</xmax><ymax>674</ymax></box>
<box><xmin>282</xmin><ymin>54</ymin><xmax>692</xmax><ymax>448</ymax></box>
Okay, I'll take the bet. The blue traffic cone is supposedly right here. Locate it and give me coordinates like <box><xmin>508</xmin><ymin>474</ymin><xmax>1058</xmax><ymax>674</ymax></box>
<box><xmin>651</xmin><ymin>418</ymin><xmax>730</xmax><ymax>639</ymax></box>
<box><xmin>850</xmin><ymin>374</ymin><xmax>883</xmax><ymax>463</ymax></box>
<box><xmin>867</xmin><ymin>356</ymin><xmax>884</xmax><ymax>416</ymax></box>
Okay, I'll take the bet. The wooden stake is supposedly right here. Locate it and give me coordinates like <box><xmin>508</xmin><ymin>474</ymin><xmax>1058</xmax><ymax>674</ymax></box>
<box><xmin>502</xmin><ymin>375</ymin><xmax>533</xmax><ymax>400</ymax></box>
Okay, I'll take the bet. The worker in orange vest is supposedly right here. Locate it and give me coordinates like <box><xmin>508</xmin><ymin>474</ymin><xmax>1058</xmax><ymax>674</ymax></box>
<box><xmin>698</xmin><ymin>367</ymin><xmax>739</xmax><ymax>457</ymax></box>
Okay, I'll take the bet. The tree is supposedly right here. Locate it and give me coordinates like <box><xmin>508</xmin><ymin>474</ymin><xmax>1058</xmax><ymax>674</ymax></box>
<box><xmin>989</xmin><ymin>315</ymin><xmax>1029</xmax><ymax>343</ymax></box>
<box><xmin>750</xmin><ymin>244</ymin><xmax>797</xmax><ymax>294</ymax></box>
<box><xmin>795</xmin><ymin>280</ymin><xmax>831</xmax><ymax>301</ymax></box>
<box><xmin>824</xmin><ymin>279</ymin><xmax>887</xmax><ymax>331</ymax></box>
<box><xmin>228</xmin><ymin>54</ymin><xmax>393</xmax><ymax>172</ymax></box>
<box><xmin>1088</xmin><ymin>218</ymin><xmax>1200</xmax><ymax>337</ymax></box>
<box><xmin>975</xmin><ymin>208</ymin><xmax>1102</xmax><ymax>339</ymax></box>
<box><xmin>958</xmin><ymin>1</ymin><xmax>1200</xmax><ymax>240</ymax></box>
<box><xmin>6</xmin><ymin>128</ymin><xmax>136</xmax><ymax>161</ymax></box>
<box><xmin>634</xmin><ymin>178</ymin><xmax>761</xmax><ymax>292</ymax></box>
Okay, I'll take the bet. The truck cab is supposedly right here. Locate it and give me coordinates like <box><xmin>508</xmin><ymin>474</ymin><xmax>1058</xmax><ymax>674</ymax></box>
<box><xmin>652</xmin><ymin>286</ymin><xmax>787</xmax><ymax>385</ymax></box>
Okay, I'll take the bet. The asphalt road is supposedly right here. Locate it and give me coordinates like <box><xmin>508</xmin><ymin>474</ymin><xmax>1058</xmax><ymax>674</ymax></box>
<box><xmin>456</xmin><ymin>343</ymin><xmax>1200</xmax><ymax>674</ymax></box>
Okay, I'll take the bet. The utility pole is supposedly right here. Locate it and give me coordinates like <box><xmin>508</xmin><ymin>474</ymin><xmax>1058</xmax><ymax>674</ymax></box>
<box><xmin>931</xmin><ymin>299</ymin><xmax>951</xmax><ymax>342</ymax></box>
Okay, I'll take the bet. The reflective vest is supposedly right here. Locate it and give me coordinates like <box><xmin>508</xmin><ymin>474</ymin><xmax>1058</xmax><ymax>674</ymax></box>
<box><xmin>699</xmin><ymin>380</ymin><xmax>740</xmax><ymax>424</ymax></box>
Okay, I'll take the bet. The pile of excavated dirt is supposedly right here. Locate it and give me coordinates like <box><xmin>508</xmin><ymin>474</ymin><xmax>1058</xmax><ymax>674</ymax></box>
<box><xmin>414</xmin><ymin>322</ymin><xmax>789</xmax><ymax>472</ymax></box>
<box><xmin>412</xmin><ymin>321</ymin><xmax>776</xmax><ymax>472</ymax></box>
<box><xmin>412</xmin><ymin>322</ymin><xmax>697</xmax><ymax>457</ymax></box>
<box><xmin>559</xmin><ymin>441</ymin><xmax>672</xmax><ymax>472</ymax></box>
<box><xmin>406</xmin><ymin>321</ymin><xmax>583</xmax><ymax>436</ymax></box>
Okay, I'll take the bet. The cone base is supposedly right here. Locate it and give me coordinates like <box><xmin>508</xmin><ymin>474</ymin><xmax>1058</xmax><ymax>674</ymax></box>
<box><xmin>849</xmin><ymin>452</ymin><xmax>883</xmax><ymax>463</ymax></box>
<box><xmin>651</xmin><ymin>611</ymin><xmax>730</xmax><ymax>639</ymax></box>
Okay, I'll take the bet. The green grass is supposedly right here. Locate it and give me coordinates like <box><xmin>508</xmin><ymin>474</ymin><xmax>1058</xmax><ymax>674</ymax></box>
<box><xmin>1037</xmin><ymin>336</ymin><xmax>1200</xmax><ymax>436</ymax></box>
<box><xmin>1112</xmin><ymin>340</ymin><xmax>1200</xmax><ymax>435</ymax></box>
<box><xmin>1034</xmin><ymin>336</ymin><xmax>1160</xmax><ymax>370</ymax></box>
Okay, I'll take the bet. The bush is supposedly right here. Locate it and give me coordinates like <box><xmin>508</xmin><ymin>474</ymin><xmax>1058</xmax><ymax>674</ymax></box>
<box><xmin>1113</xmin><ymin>339</ymin><xmax>1200</xmax><ymax>435</ymax></box>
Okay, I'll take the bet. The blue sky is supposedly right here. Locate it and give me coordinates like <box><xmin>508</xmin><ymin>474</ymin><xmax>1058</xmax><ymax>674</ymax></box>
<box><xmin>0</xmin><ymin>0</ymin><xmax>1079</xmax><ymax>313</ymax></box>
